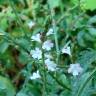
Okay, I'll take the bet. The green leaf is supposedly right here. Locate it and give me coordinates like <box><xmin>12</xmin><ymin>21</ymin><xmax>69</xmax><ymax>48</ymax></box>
<box><xmin>16</xmin><ymin>38</ymin><xmax>30</xmax><ymax>51</ymax></box>
<box><xmin>0</xmin><ymin>41</ymin><xmax>9</xmax><ymax>54</ymax></box>
<box><xmin>76</xmin><ymin>68</ymin><xmax>96</xmax><ymax>96</ymax></box>
<box><xmin>0</xmin><ymin>18</ymin><xmax>8</xmax><ymax>31</ymax></box>
<box><xmin>85</xmin><ymin>0</ymin><xmax>96</xmax><ymax>11</ymax></box>
<box><xmin>88</xmin><ymin>16</ymin><xmax>96</xmax><ymax>24</ymax></box>
<box><xmin>19</xmin><ymin>50</ymin><xmax>30</xmax><ymax>65</ymax></box>
<box><xmin>77</xmin><ymin>31</ymin><xmax>86</xmax><ymax>47</ymax></box>
<box><xmin>16</xmin><ymin>92</ymin><xmax>28</xmax><ymax>96</ymax></box>
<box><xmin>48</xmin><ymin>0</ymin><xmax>60</xmax><ymax>9</ymax></box>
<box><xmin>88</xmin><ymin>28</ymin><xmax>96</xmax><ymax>37</ymax></box>
<box><xmin>58</xmin><ymin>74</ymin><xmax>70</xmax><ymax>89</ymax></box>
<box><xmin>77</xmin><ymin>50</ymin><xmax>96</xmax><ymax>70</ymax></box>
<box><xmin>0</xmin><ymin>29</ymin><xmax>7</xmax><ymax>36</ymax></box>
<box><xmin>0</xmin><ymin>76</ymin><xmax>16</xmax><ymax>96</ymax></box>
<box><xmin>71</xmin><ymin>0</ymin><xmax>96</xmax><ymax>10</ymax></box>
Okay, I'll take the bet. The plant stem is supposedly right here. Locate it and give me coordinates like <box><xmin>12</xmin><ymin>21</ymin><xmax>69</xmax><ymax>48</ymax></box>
<box><xmin>41</xmin><ymin>44</ymin><xmax>47</xmax><ymax>96</ymax></box>
<box><xmin>51</xmin><ymin>9</ymin><xmax>60</xmax><ymax>65</ymax></box>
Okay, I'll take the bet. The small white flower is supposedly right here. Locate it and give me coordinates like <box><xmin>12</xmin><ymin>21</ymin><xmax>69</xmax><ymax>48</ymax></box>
<box><xmin>42</xmin><ymin>40</ymin><xmax>54</xmax><ymax>51</ymax></box>
<box><xmin>46</xmin><ymin>28</ymin><xmax>54</xmax><ymax>36</ymax></box>
<box><xmin>44</xmin><ymin>53</ymin><xmax>53</xmax><ymax>59</ymax></box>
<box><xmin>28</xmin><ymin>21</ymin><xmax>35</xmax><ymax>29</ymax></box>
<box><xmin>31</xmin><ymin>33</ymin><xmax>41</xmax><ymax>43</ymax></box>
<box><xmin>45</xmin><ymin>59</ymin><xmax>57</xmax><ymax>71</ymax></box>
<box><xmin>30</xmin><ymin>48</ymin><xmax>42</xmax><ymax>60</ymax></box>
<box><xmin>30</xmin><ymin>70</ymin><xmax>41</xmax><ymax>80</ymax></box>
<box><xmin>62</xmin><ymin>46</ymin><xmax>71</xmax><ymax>56</ymax></box>
<box><xmin>68</xmin><ymin>63</ymin><xmax>83</xmax><ymax>76</ymax></box>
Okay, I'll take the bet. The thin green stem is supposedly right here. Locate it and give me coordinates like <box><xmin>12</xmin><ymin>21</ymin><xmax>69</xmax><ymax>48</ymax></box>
<box><xmin>41</xmin><ymin>44</ymin><xmax>47</xmax><ymax>96</ymax></box>
<box><xmin>51</xmin><ymin>9</ymin><xmax>60</xmax><ymax>65</ymax></box>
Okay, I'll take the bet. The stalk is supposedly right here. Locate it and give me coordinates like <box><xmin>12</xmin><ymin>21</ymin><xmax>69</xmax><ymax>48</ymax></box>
<box><xmin>41</xmin><ymin>41</ymin><xmax>47</xmax><ymax>96</ymax></box>
<box><xmin>51</xmin><ymin>9</ymin><xmax>60</xmax><ymax>65</ymax></box>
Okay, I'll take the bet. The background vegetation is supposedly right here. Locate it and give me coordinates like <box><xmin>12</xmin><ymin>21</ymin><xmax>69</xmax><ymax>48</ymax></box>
<box><xmin>0</xmin><ymin>0</ymin><xmax>96</xmax><ymax>96</ymax></box>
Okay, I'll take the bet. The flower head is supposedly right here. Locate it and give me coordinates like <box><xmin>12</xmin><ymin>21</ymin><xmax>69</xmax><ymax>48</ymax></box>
<box><xmin>30</xmin><ymin>70</ymin><xmax>41</xmax><ymax>80</ymax></box>
<box><xmin>30</xmin><ymin>48</ymin><xmax>42</xmax><ymax>60</ymax></box>
<box><xmin>68</xmin><ymin>63</ymin><xmax>83</xmax><ymax>76</ymax></box>
<box><xmin>62</xmin><ymin>46</ymin><xmax>71</xmax><ymax>56</ymax></box>
<box><xmin>42</xmin><ymin>40</ymin><xmax>54</xmax><ymax>51</ymax></box>
<box><xmin>46</xmin><ymin>28</ymin><xmax>54</xmax><ymax>36</ymax></box>
<box><xmin>28</xmin><ymin>21</ymin><xmax>35</xmax><ymax>29</ymax></box>
<box><xmin>31</xmin><ymin>33</ymin><xmax>41</xmax><ymax>43</ymax></box>
<box><xmin>45</xmin><ymin>59</ymin><xmax>57</xmax><ymax>71</ymax></box>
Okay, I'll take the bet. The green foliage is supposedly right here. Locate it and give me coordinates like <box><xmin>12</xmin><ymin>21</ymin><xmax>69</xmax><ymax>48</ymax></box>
<box><xmin>0</xmin><ymin>0</ymin><xmax>96</xmax><ymax>96</ymax></box>
<box><xmin>48</xmin><ymin>0</ymin><xmax>61</xmax><ymax>9</ymax></box>
<box><xmin>71</xmin><ymin>0</ymin><xmax>96</xmax><ymax>10</ymax></box>
<box><xmin>0</xmin><ymin>76</ymin><xmax>15</xmax><ymax>96</ymax></box>
<box><xmin>77</xmin><ymin>50</ymin><xmax>96</xmax><ymax>70</ymax></box>
<box><xmin>85</xmin><ymin>0</ymin><xmax>96</xmax><ymax>11</ymax></box>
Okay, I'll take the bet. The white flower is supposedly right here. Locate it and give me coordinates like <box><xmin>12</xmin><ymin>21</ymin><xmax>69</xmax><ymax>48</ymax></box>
<box><xmin>28</xmin><ymin>21</ymin><xmax>35</xmax><ymax>29</ymax></box>
<box><xmin>46</xmin><ymin>28</ymin><xmax>54</xmax><ymax>36</ymax></box>
<box><xmin>68</xmin><ymin>63</ymin><xmax>83</xmax><ymax>76</ymax></box>
<box><xmin>42</xmin><ymin>40</ymin><xmax>54</xmax><ymax>51</ymax></box>
<box><xmin>30</xmin><ymin>70</ymin><xmax>41</xmax><ymax>80</ymax></box>
<box><xmin>45</xmin><ymin>59</ymin><xmax>57</xmax><ymax>71</ymax></box>
<box><xmin>44</xmin><ymin>53</ymin><xmax>53</xmax><ymax>59</ymax></box>
<box><xmin>62</xmin><ymin>46</ymin><xmax>71</xmax><ymax>56</ymax></box>
<box><xmin>31</xmin><ymin>33</ymin><xmax>41</xmax><ymax>43</ymax></box>
<box><xmin>30</xmin><ymin>48</ymin><xmax>42</xmax><ymax>60</ymax></box>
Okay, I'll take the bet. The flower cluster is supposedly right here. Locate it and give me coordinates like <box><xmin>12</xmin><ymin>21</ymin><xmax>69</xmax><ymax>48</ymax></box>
<box><xmin>68</xmin><ymin>63</ymin><xmax>83</xmax><ymax>76</ymax></box>
<box><xmin>30</xmin><ymin>28</ymin><xmax>56</xmax><ymax>79</ymax></box>
<box><xmin>42</xmin><ymin>40</ymin><xmax>54</xmax><ymax>51</ymax></box>
<box><xmin>30</xmin><ymin>47</ymin><xmax>42</xmax><ymax>60</ymax></box>
<box><xmin>31</xmin><ymin>33</ymin><xmax>41</xmax><ymax>43</ymax></box>
<box><xmin>45</xmin><ymin>59</ymin><xmax>57</xmax><ymax>71</ymax></box>
<box><xmin>30</xmin><ymin>28</ymin><xmax>83</xmax><ymax>80</ymax></box>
